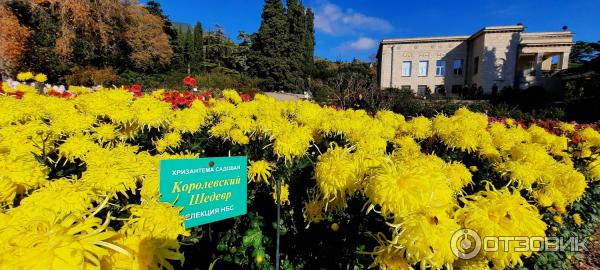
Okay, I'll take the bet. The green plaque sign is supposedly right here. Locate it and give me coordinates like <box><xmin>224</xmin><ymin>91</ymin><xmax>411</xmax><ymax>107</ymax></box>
<box><xmin>159</xmin><ymin>156</ymin><xmax>247</xmax><ymax>228</ymax></box>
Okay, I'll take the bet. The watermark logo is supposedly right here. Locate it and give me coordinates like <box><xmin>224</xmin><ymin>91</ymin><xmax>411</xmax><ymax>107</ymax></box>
<box><xmin>450</xmin><ymin>229</ymin><xmax>588</xmax><ymax>259</ymax></box>
<box><xmin>450</xmin><ymin>229</ymin><xmax>482</xmax><ymax>259</ymax></box>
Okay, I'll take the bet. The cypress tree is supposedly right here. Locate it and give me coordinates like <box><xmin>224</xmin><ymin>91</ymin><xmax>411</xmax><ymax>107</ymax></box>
<box><xmin>252</xmin><ymin>0</ymin><xmax>289</xmax><ymax>91</ymax></box>
<box><xmin>190</xmin><ymin>22</ymin><xmax>204</xmax><ymax>70</ymax></box>
<box><xmin>183</xmin><ymin>28</ymin><xmax>193</xmax><ymax>71</ymax></box>
<box><xmin>304</xmin><ymin>8</ymin><xmax>315</xmax><ymax>74</ymax></box>
<box><xmin>286</xmin><ymin>0</ymin><xmax>306</xmax><ymax>91</ymax></box>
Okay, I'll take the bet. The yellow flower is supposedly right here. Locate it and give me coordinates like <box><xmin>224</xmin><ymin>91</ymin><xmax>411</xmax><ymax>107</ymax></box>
<box><xmin>222</xmin><ymin>89</ymin><xmax>242</xmax><ymax>104</ymax></box>
<box><xmin>154</xmin><ymin>131</ymin><xmax>182</xmax><ymax>153</ymax></box>
<box><xmin>92</xmin><ymin>123</ymin><xmax>118</xmax><ymax>143</ymax></box>
<box><xmin>553</xmin><ymin>215</ymin><xmax>563</xmax><ymax>225</ymax></box>
<box><xmin>272</xmin><ymin>183</ymin><xmax>290</xmax><ymax>205</ymax></box>
<box><xmin>273</xmin><ymin>126</ymin><xmax>312</xmax><ymax>162</ymax></box>
<box><xmin>406</xmin><ymin>116</ymin><xmax>432</xmax><ymax>139</ymax></box>
<box><xmin>16</xmin><ymin>71</ymin><xmax>34</xmax><ymax>81</ymax></box>
<box><xmin>366</xmin><ymin>156</ymin><xmax>454</xmax><ymax>218</ymax></box>
<box><xmin>34</xmin><ymin>73</ymin><xmax>47</xmax><ymax>83</ymax></box>
<box><xmin>80</xmin><ymin>143</ymin><xmax>153</xmax><ymax>197</ymax></box>
<box><xmin>248</xmin><ymin>160</ymin><xmax>275</xmax><ymax>185</ymax></box>
<box><xmin>303</xmin><ymin>197</ymin><xmax>324</xmax><ymax>227</ymax></box>
<box><xmin>57</xmin><ymin>133</ymin><xmax>100</xmax><ymax>162</ymax></box>
<box><xmin>393</xmin><ymin>208</ymin><xmax>460</xmax><ymax>268</ymax></box>
<box><xmin>455</xmin><ymin>186</ymin><xmax>547</xmax><ymax>269</ymax></box>
<box><xmin>559</xmin><ymin>122</ymin><xmax>576</xmax><ymax>133</ymax></box>
<box><xmin>432</xmin><ymin>108</ymin><xmax>489</xmax><ymax>152</ymax></box>
<box><xmin>18</xmin><ymin>179</ymin><xmax>97</xmax><ymax>218</ymax></box>
<box><xmin>444</xmin><ymin>161</ymin><xmax>473</xmax><ymax>193</ymax></box>
<box><xmin>131</xmin><ymin>96</ymin><xmax>173</xmax><ymax>128</ymax></box>
<box><xmin>171</xmin><ymin>100</ymin><xmax>208</xmax><ymax>133</ymax></box>
<box><xmin>573</xmin><ymin>213</ymin><xmax>583</xmax><ymax>226</ymax></box>
<box><xmin>368</xmin><ymin>234</ymin><xmax>414</xmax><ymax>270</ymax></box>
<box><xmin>0</xmin><ymin>154</ymin><xmax>49</xmax><ymax>206</ymax></box>
<box><xmin>0</xmin><ymin>210</ymin><xmax>126</xmax><ymax>270</ymax></box>
<box><xmin>453</xmin><ymin>257</ymin><xmax>491</xmax><ymax>270</ymax></box>
<box><xmin>588</xmin><ymin>157</ymin><xmax>600</xmax><ymax>181</ymax></box>
<box><xmin>314</xmin><ymin>145</ymin><xmax>359</xmax><ymax>201</ymax></box>
<box><xmin>110</xmin><ymin>201</ymin><xmax>188</xmax><ymax>270</ymax></box>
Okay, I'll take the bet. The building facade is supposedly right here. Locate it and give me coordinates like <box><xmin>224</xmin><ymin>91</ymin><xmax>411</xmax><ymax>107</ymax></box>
<box><xmin>377</xmin><ymin>25</ymin><xmax>574</xmax><ymax>96</ymax></box>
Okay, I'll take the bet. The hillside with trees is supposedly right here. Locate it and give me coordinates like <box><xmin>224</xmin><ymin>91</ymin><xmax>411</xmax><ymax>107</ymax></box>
<box><xmin>0</xmin><ymin>0</ymin><xmax>318</xmax><ymax>93</ymax></box>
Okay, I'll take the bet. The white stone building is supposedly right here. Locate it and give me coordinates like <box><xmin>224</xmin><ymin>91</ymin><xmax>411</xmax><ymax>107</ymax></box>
<box><xmin>376</xmin><ymin>25</ymin><xmax>574</xmax><ymax>95</ymax></box>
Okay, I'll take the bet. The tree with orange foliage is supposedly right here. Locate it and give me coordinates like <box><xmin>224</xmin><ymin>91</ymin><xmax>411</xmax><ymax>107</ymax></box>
<box><xmin>0</xmin><ymin>6</ymin><xmax>30</xmax><ymax>78</ymax></box>
<box><xmin>3</xmin><ymin>0</ymin><xmax>173</xmax><ymax>81</ymax></box>
<box><xmin>124</xmin><ymin>4</ymin><xmax>173</xmax><ymax>71</ymax></box>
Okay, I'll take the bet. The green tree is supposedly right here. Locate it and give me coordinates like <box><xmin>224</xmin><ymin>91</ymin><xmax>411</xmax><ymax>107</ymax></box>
<box><xmin>285</xmin><ymin>0</ymin><xmax>306</xmax><ymax>91</ymax></box>
<box><xmin>570</xmin><ymin>41</ymin><xmax>600</xmax><ymax>64</ymax></box>
<box><xmin>231</xmin><ymin>31</ymin><xmax>252</xmax><ymax>72</ymax></box>
<box><xmin>183</xmin><ymin>28</ymin><xmax>194</xmax><ymax>72</ymax></box>
<box><xmin>190</xmin><ymin>22</ymin><xmax>204</xmax><ymax>70</ymax></box>
<box><xmin>304</xmin><ymin>8</ymin><xmax>315</xmax><ymax>74</ymax></box>
<box><xmin>251</xmin><ymin>0</ymin><xmax>289</xmax><ymax>91</ymax></box>
<box><xmin>205</xmin><ymin>25</ymin><xmax>237</xmax><ymax>68</ymax></box>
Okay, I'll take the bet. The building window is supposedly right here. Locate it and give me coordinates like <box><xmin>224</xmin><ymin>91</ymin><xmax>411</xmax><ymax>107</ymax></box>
<box><xmin>474</xmin><ymin>57</ymin><xmax>479</xmax><ymax>74</ymax></box>
<box><xmin>436</xmin><ymin>60</ymin><xmax>445</xmax><ymax>76</ymax></box>
<box><xmin>451</xmin><ymin>85</ymin><xmax>462</xmax><ymax>94</ymax></box>
<box><xmin>453</xmin><ymin>59</ymin><xmax>463</xmax><ymax>75</ymax></box>
<box><xmin>402</xmin><ymin>61</ymin><xmax>412</xmax><ymax>77</ymax></box>
<box><xmin>417</xmin><ymin>85</ymin><xmax>428</xmax><ymax>96</ymax></box>
<box><xmin>435</xmin><ymin>85</ymin><xmax>446</xmax><ymax>95</ymax></box>
<box><xmin>401</xmin><ymin>85</ymin><xmax>411</xmax><ymax>91</ymax></box>
<box><xmin>418</xmin><ymin>61</ymin><xmax>428</xmax><ymax>76</ymax></box>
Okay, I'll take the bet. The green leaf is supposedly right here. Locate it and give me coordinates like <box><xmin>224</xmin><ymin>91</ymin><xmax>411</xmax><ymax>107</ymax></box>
<box><xmin>242</xmin><ymin>227</ymin><xmax>263</xmax><ymax>248</ymax></box>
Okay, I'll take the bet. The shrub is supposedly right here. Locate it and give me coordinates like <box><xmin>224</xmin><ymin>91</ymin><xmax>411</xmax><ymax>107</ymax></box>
<box><xmin>64</xmin><ymin>66</ymin><xmax>121</xmax><ymax>86</ymax></box>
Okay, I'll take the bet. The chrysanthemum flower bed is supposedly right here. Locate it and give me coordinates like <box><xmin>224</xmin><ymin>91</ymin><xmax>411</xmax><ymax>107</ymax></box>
<box><xmin>1</xmin><ymin>73</ymin><xmax>600</xmax><ymax>269</ymax></box>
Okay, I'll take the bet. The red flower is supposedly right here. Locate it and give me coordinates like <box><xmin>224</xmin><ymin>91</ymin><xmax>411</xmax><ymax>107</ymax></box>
<box><xmin>571</xmin><ymin>134</ymin><xmax>582</xmax><ymax>145</ymax></box>
<box><xmin>13</xmin><ymin>91</ymin><xmax>24</xmax><ymax>99</ymax></box>
<box><xmin>240</xmin><ymin>93</ymin><xmax>251</xmax><ymax>102</ymax></box>
<box><xmin>131</xmin><ymin>84</ymin><xmax>142</xmax><ymax>93</ymax></box>
<box><xmin>183</xmin><ymin>76</ymin><xmax>197</xmax><ymax>87</ymax></box>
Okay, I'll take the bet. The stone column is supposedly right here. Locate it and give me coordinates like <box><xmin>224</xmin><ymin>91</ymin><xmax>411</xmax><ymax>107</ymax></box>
<box><xmin>559</xmin><ymin>51</ymin><xmax>570</xmax><ymax>70</ymax></box>
<box><xmin>535</xmin><ymin>52</ymin><xmax>543</xmax><ymax>79</ymax></box>
<box><xmin>389</xmin><ymin>46</ymin><xmax>395</xmax><ymax>88</ymax></box>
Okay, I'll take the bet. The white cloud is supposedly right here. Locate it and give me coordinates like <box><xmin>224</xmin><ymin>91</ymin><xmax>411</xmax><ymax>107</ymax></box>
<box><xmin>313</xmin><ymin>3</ymin><xmax>393</xmax><ymax>35</ymax></box>
<box><xmin>338</xmin><ymin>37</ymin><xmax>378</xmax><ymax>51</ymax></box>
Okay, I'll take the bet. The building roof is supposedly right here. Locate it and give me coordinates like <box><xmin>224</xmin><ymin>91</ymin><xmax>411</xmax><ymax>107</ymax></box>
<box><xmin>381</xmin><ymin>35</ymin><xmax>470</xmax><ymax>44</ymax></box>
<box><xmin>469</xmin><ymin>25</ymin><xmax>525</xmax><ymax>39</ymax></box>
<box><xmin>381</xmin><ymin>25</ymin><xmax>527</xmax><ymax>45</ymax></box>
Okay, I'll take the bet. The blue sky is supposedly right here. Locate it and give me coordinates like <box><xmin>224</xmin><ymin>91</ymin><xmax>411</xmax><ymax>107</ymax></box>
<box><xmin>146</xmin><ymin>0</ymin><xmax>599</xmax><ymax>61</ymax></box>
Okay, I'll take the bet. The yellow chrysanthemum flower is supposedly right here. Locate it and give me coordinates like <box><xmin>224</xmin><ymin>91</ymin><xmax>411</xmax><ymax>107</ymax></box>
<box><xmin>573</xmin><ymin>213</ymin><xmax>583</xmax><ymax>226</ymax></box>
<box><xmin>314</xmin><ymin>145</ymin><xmax>359</xmax><ymax>201</ymax></box>
<box><xmin>33</xmin><ymin>73</ymin><xmax>47</xmax><ymax>83</ymax></box>
<box><xmin>0</xmin><ymin>210</ymin><xmax>126</xmax><ymax>270</ymax></box>
<box><xmin>222</xmin><ymin>89</ymin><xmax>243</xmax><ymax>104</ymax></box>
<box><xmin>248</xmin><ymin>160</ymin><xmax>275</xmax><ymax>185</ymax></box>
<box><xmin>93</xmin><ymin>123</ymin><xmax>119</xmax><ymax>143</ymax></box>
<box><xmin>366</xmin><ymin>156</ymin><xmax>455</xmax><ymax>218</ymax></box>
<box><xmin>393</xmin><ymin>208</ymin><xmax>460</xmax><ymax>268</ymax></box>
<box><xmin>272</xmin><ymin>183</ymin><xmax>290</xmax><ymax>205</ymax></box>
<box><xmin>455</xmin><ymin>186</ymin><xmax>546</xmax><ymax>269</ymax></box>
<box><xmin>16</xmin><ymin>71</ymin><xmax>34</xmax><ymax>81</ymax></box>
